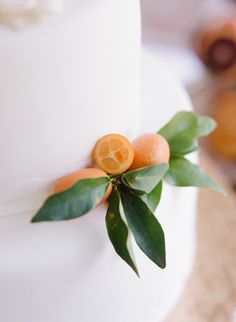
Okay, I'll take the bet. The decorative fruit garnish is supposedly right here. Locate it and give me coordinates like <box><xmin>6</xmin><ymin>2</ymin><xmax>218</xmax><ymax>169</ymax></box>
<box><xmin>193</xmin><ymin>18</ymin><xmax>236</xmax><ymax>73</ymax></box>
<box><xmin>31</xmin><ymin>111</ymin><xmax>225</xmax><ymax>276</ymax></box>
<box><xmin>129</xmin><ymin>133</ymin><xmax>170</xmax><ymax>170</ymax></box>
<box><xmin>92</xmin><ymin>133</ymin><xmax>134</xmax><ymax>175</ymax></box>
<box><xmin>54</xmin><ymin>168</ymin><xmax>112</xmax><ymax>203</ymax></box>
<box><xmin>208</xmin><ymin>89</ymin><xmax>236</xmax><ymax>160</ymax></box>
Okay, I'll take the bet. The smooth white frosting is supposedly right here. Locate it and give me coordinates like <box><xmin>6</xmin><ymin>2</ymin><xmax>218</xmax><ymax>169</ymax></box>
<box><xmin>0</xmin><ymin>0</ymin><xmax>141</xmax><ymax>212</ymax></box>
<box><xmin>0</xmin><ymin>0</ymin><xmax>63</xmax><ymax>28</ymax></box>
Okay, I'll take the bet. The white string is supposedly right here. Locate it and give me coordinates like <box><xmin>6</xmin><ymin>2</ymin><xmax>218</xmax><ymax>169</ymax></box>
<box><xmin>0</xmin><ymin>207</ymin><xmax>39</xmax><ymax>218</ymax></box>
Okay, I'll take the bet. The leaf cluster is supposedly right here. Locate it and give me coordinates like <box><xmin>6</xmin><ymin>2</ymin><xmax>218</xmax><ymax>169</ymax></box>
<box><xmin>159</xmin><ymin>111</ymin><xmax>225</xmax><ymax>194</ymax></box>
<box><xmin>31</xmin><ymin>112</ymin><xmax>225</xmax><ymax>275</ymax></box>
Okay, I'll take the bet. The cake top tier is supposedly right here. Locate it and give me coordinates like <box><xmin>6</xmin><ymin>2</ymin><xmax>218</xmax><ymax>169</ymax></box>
<box><xmin>0</xmin><ymin>0</ymin><xmax>63</xmax><ymax>28</ymax></box>
<box><xmin>0</xmin><ymin>0</ymin><xmax>141</xmax><ymax>215</ymax></box>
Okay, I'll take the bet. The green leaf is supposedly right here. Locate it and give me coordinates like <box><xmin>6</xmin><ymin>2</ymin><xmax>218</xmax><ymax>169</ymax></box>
<box><xmin>158</xmin><ymin>111</ymin><xmax>216</xmax><ymax>155</ymax></box>
<box><xmin>32</xmin><ymin>177</ymin><xmax>111</xmax><ymax>222</ymax></box>
<box><xmin>178</xmin><ymin>143</ymin><xmax>199</xmax><ymax>156</ymax></box>
<box><xmin>158</xmin><ymin>111</ymin><xmax>197</xmax><ymax>154</ymax></box>
<box><xmin>119</xmin><ymin>187</ymin><xmax>166</xmax><ymax>269</ymax></box>
<box><xmin>165</xmin><ymin>156</ymin><xmax>226</xmax><ymax>194</ymax></box>
<box><xmin>196</xmin><ymin>115</ymin><xmax>217</xmax><ymax>137</ymax></box>
<box><xmin>141</xmin><ymin>181</ymin><xmax>162</xmax><ymax>213</ymax></box>
<box><xmin>122</xmin><ymin>164</ymin><xmax>169</xmax><ymax>194</ymax></box>
<box><xmin>106</xmin><ymin>188</ymin><xmax>139</xmax><ymax>276</ymax></box>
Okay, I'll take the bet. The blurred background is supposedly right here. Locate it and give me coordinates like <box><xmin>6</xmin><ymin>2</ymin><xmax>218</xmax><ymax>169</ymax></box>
<box><xmin>141</xmin><ymin>0</ymin><xmax>236</xmax><ymax>321</ymax></box>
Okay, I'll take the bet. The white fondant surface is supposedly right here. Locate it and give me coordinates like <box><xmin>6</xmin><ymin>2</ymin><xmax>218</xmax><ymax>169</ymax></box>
<box><xmin>0</xmin><ymin>0</ymin><xmax>141</xmax><ymax>213</ymax></box>
<box><xmin>0</xmin><ymin>2</ymin><xmax>196</xmax><ymax>321</ymax></box>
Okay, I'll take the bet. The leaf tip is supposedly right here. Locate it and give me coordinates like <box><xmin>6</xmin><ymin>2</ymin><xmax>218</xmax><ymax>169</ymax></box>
<box><xmin>31</xmin><ymin>216</ymin><xmax>38</xmax><ymax>223</ymax></box>
<box><xmin>215</xmin><ymin>185</ymin><xmax>227</xmax><ymax>197</ymax></box>
<box><xmin>31</xmin><ymin>213</ymin><xmax>42</xmax><ymax>223</ymax></box>
<box><xmin>31</xmin><ymin>208</ymin><xmax>48</xmax><ymax>223</ymax></box>
<box><xmin>157</xmin><ymin>256</ymin><xmax>166</xmax><ymax>269</ymax></box>
<box><xmin>160</xmin><ymin>262</ymin><xmax>166</xmax><ymax>269</ymax></box>
<box><xmin>133</xmin><ymin>267</ymin><xmax>140</xmax><ymax>278</ymax></box>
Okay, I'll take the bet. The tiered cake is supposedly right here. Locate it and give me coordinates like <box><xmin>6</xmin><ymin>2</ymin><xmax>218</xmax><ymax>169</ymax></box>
<box><xmin>0</xmin><ymin>1</ymin><xmax>196</xmax><ymax>321</ymax></box>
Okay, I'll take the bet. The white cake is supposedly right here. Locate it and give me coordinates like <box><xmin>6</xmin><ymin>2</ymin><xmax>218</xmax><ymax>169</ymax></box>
<box><xmin>0</xmin><ymin>1</ymin><xmax>196</xmax><ymax>322</ymax></box>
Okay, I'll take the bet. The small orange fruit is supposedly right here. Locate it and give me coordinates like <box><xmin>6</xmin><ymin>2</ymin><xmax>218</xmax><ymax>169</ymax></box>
<box><xmin>93</xmin><ymin>133</ymin><xmax>134</xmax><ymax>175</ymax></box>
<box><xmin>193</xmin><ymin>18</ymin><xmax>236</xmax><ymax>72</ymax></box>
<box><xmin>54</xmin><ymin>168</ymin><xmax>112</xmax><ymax>203</ymax></box>
<box><xmin>208</xmin><ymin>90</ymin><xmax>236</xmax><ymax>160</ymax></box>
<box><xmin>129</xmin><ymin>133</ymin><xmax>170</xmax><ymax>170</ymax></box>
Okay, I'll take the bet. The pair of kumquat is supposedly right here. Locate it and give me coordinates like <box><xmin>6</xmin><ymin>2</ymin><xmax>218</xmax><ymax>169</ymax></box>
<box><xmin>55</xmin><ymin>132</ymin><xmax>170</xmax><ymax>204</ymax></box>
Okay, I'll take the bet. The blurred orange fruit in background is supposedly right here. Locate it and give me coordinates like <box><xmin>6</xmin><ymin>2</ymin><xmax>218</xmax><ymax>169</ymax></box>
<box><xmin>193</xmin><ymin>17</ymin><xmax>236</xmax><ymax>75</ymax></box>
<box><xmin>129</xmin><ymin>133</ymin><xmax>170</xmax><ymax>170</ymax></box>
<box><xmin>208</xmin><ymin>89</ymin><xmax>236</xmax><ymax>160</ymax></box>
